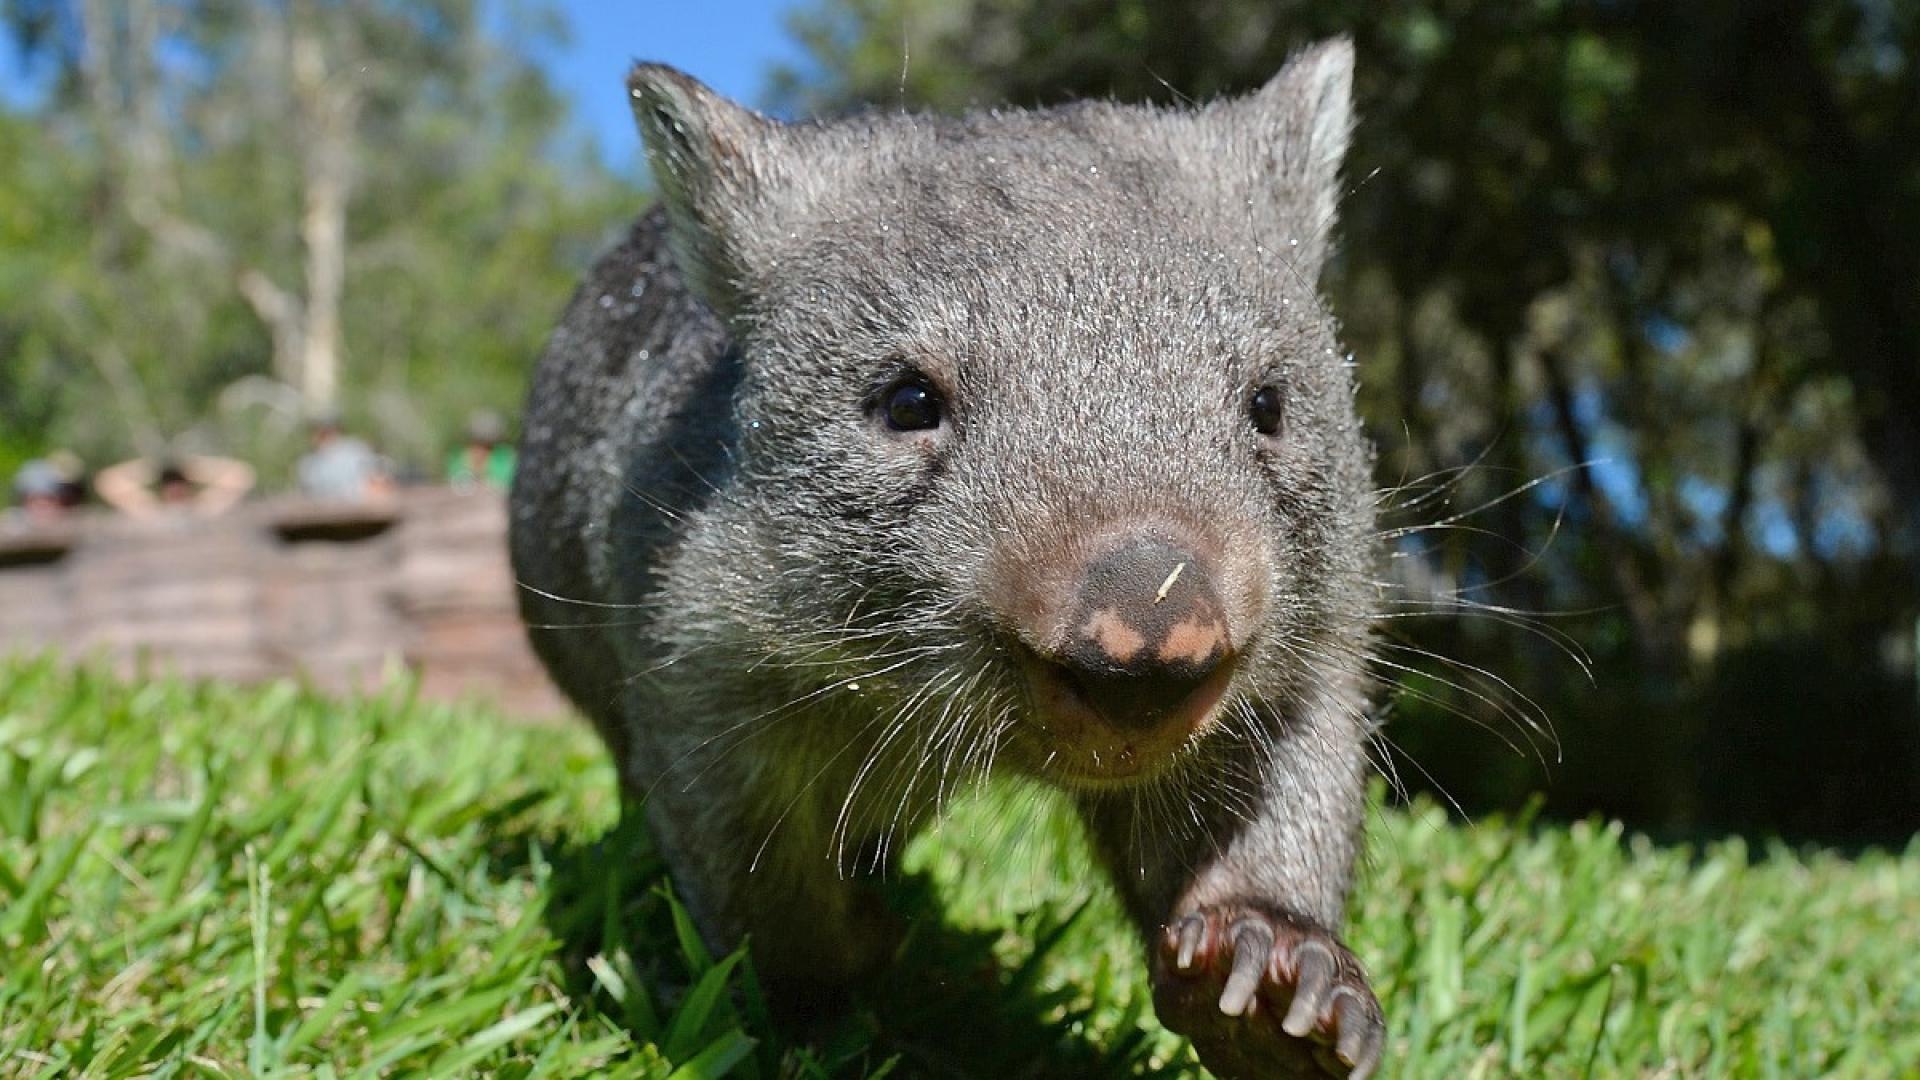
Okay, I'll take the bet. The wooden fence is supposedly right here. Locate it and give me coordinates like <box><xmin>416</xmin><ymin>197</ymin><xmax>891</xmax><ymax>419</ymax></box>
<box><xmin>0</xmin><ymin>488</ymin><xmax>567</xmax><ymax>717</ymax></box>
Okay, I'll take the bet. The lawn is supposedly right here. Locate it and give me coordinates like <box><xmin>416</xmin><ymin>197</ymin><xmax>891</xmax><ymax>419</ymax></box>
<box><xmin>1</xmin><ymin>658</ymin><xmax>1916</xmax><ymax>1078</ymax></box>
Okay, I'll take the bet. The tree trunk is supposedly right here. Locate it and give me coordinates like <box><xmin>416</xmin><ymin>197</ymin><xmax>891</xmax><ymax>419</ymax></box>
<box><xmin>290</xmin><ymin>28</ymin><xmax>356</xmax><ymax>415</ymax></box>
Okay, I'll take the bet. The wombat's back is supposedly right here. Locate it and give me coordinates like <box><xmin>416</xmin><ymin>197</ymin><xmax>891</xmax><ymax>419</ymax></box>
<box><xmin>509</xmin><ymin>207</ymin><xmax>738</xmax><ymax>750</ymax></box>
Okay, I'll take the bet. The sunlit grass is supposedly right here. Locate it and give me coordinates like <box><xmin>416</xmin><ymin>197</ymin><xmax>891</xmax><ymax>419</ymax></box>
<box><xmin>1</xmin><ymin>658</ymin><xmax>1915</xmax><ymax>1077</ymax></box>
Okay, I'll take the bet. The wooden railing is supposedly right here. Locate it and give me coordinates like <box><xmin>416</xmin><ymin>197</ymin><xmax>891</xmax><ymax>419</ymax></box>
<box><xmin>0</xmin><ymin>487</ymin><xmax>567</xmax><ymax>718</ymax></box>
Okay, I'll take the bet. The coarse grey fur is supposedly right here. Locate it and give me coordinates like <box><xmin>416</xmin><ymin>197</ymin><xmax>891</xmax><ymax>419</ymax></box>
<box><xmin>512</xmin><ymin>38</ymin><xmax>1386</xmax><ymax>1077</ymax></box>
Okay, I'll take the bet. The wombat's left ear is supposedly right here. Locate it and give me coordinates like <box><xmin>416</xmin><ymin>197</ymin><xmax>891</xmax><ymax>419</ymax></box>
<box><xmin>1227</xmin><ymin>37</ymin><xmax>1355</xmax><ymax>275</ymax></box>
<box><xmin>629</xmin><ymin>64</ymin><xmax>789</xmax><ymax>315</ymax></box>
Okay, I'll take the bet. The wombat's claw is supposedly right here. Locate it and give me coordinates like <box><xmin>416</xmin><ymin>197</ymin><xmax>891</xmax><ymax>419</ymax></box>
<box><xmin>1155</xmin><ymin>906</ymin><xmax>1384</xmax><ymax>1080</ymax></box>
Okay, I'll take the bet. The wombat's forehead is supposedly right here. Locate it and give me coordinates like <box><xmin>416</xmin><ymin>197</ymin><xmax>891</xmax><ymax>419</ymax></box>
<box><xmin>779</xmin><ymin>112</ymin><xmax>1177</xmax><ymax>244</ymax></box>
<box><xmin>768</xmin><ymin>197</ymin><xmax>1314</xmax><ymax>364</ymax></box>
<box><xmin>773</xmin><ymin>118</ymin><xmax>1314</xmax><ymax>299</ymax></box>
<box><xmin>776</xmin><ymin>227</ymin><xmax>1281</xmax><ymax>356</ymax></box>
<box><xmin>751</xmin><ymin>113</ymin><xmax>1330</xmax><ymax>369</ymax></box>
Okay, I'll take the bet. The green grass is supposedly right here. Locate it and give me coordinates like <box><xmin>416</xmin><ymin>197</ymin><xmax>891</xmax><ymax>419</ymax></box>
<box><xmin>2</xmin><ymin>657</ymin><xmax>1917</xmax><ymax>1078</ymax></box>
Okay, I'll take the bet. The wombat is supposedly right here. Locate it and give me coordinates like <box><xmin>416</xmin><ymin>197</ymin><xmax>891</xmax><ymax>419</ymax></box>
<box><xmin>511</xmin><ymin>37</ymin><xmax>1383</xmax><ymax>1079</ymax></box>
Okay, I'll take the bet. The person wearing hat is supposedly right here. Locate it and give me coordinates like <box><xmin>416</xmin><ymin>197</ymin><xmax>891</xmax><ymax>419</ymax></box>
<box><xmin>8</xmin><ymin>458</ymin><xmax>73</xmax><ymax>526</ymax></box>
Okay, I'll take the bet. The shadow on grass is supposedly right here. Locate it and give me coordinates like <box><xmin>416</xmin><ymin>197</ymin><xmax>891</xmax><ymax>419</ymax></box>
<box><xmin>482</xmin><ymin>799</ymin><xmax>1185</xmax><ymax>1079</ymax></box>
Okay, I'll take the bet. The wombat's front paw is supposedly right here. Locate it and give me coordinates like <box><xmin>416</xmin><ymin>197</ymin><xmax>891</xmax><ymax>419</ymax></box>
<box><xmin>1152</xmin><ymin>903</ymin><xmax>1384</xmax><ymax>1080</ymax></box>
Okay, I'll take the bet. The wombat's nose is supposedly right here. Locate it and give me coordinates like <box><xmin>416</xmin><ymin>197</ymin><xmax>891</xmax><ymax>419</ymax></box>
<box><xmin>1055</xmin><ymin>535</ymin><xmax>1234</xmax><ymax>731</ymax></box>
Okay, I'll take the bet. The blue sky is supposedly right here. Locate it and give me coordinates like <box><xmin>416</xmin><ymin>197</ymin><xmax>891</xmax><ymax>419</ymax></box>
<box><xmin>0</xmin><ymin>0</ymin><xmax>803</xmax><ymax>169</ymax></box>
<box><xmin>537</xmin><ymin>0</ymin><xmax>802</xmax><ymax>168</ymax></box>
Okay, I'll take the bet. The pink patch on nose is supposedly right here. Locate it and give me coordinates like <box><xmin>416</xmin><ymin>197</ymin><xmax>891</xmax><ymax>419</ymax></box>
<box><xmin>1080</xmin><ymin>608</ymin><xmax>1146</xmax><ymax>663</ymax></box>
<box><xmin>1157</xmin><ymin>613</ymin><xmax>1225</xmax><ymax>665</ymax></box>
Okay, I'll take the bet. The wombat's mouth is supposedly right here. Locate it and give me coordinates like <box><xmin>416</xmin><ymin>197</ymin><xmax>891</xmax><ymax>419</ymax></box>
<box><xmin>1013</xmin><ymin>649</ymin><xmax>1237</xmax><ymax>787</ymax></box>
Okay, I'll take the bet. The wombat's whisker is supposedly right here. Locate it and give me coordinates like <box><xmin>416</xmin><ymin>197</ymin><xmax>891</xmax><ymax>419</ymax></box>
<box><xmin>833</xmin><ymin>662</ymin><xmax>969</xmax><ymax>873</ymax></box>
<box><xmin>613</xmin><ymin>640</ymin><xmax>729</xmax><ymax>686</ymax></box>
<box><xmin>833</xmin><ymin>690</ymin><xmax>925</xmax><ymax>860</ymax></box>
<box><xmin>1392</xmin><ymin>462</ymin><xmax>1593</xmax><ymax>533</ymax></box>
<box><xmin>1264</xmin><ymin>677</ymin><xmax>1365</xmax><ymax>786</ymax></box>
<box><xmin>760</xmin><ymin>634</ymin><xmax>920</xmax><ymax>667</ymax></box>
<box><xmin>653</xmin><ymin>652</ymin><xmax>930</xmax><ymax>799</ymax></box>
<box><xmin>884</xmin><ymin>670</ymin><xmax>969</xmax><ymax>783</ymax></box>
<box><xmin>1388</xmin><ymin>611</ymin><xmax>1592</xmax><ymax>683</ymax></box>
<box><xmin>1364</xmin><ymin>728</ymin><xmax>1415</xmax><ymax>806</ymax></box>
<box><xmin>514</xmin><ymin>580</ymin><xmax>656</xmax><ymax>610</ymax></box>
<box><xmin>1195</xmin><ymin>699</ymin><xmax>1267</xmax><ymax>828</ymax></box>
<box><xmin>1366</xmin><ymin>724</ymin><xmax>1472</xmax><ymax>822</ymax></box>
<box><xmin>1372</xmin><ymin>520</ymin><xmax>1539</xmax><ymax>548</ymax></box>
<box><xmin>1146</xmin><ymin>784</ymin><xmax>1175</xmax><ymax>867</ymax></box>
<box><xmin>974</xmin><ymin>700</ymin><xmax>1019</xmax><ymax>785</ymax></box>
<box><xmin>664</xmin><ymin>443</ymin><xmax>729</xmax><ymax>496</ymax></box>
<box><xmin>1339</xmin><ymin>576</ymin><xmax>1591</xmax><ymax>679</ymax></box>
<box><xmin>617</xmin><ymin>477</ymin><xmax>688</xmax><ymax>523</ymax></box>
<box><xmin>752</xmin><ymin>691</ymin><xmax>930</xmax><ymax>873</ymax></box>
<box><xmin>1363</xmin><ymin>602</ymin><xmax>1593</xmax><ymax>678</ymax></box>
<box><xmin>1373</xmin><ymin>639</ymin><xmax>1558</xmax><ymax>750</ymax></box>
<box><xmin>1367</xmin><ymin>588</ymin><xmax>1586</xmax><ymax>621</ymax></box>
<box><xmin>591</xmin><ymin>640</ymin><xmax>731</xmax><ymax>712</ymax></box>
<box><xmin>1381</xmin><ymin>490</ymin><xmax>1578</xmax><ymax>601</ymax></box>
<box><xmin>523</xmin><ymin>619</ymin><xmax>650</xmax><ymax>631</ymax></box>
<box><xmin>1313</xmin><ymin>639</ymin><xmax>1552</xmax><ymax>763</ymax></box>
<box><xmin>931</xmin><ymin>664</ymin><xmax>995</xmax><ymax>814</ymax></box>
<box><xmin>882</xmin><ymin>667</ymin><xmax>1007</xmax><ymax>871</ymax></box>
<box><xmin>771</xmin><ymin>641</ymin><xmax>963</xmax><ymax>670</ymax></box>
<box><xmin>1370</xmin><ymin>442</ymin><xmax>1542</xmax><ymax>520</ymax></box>
<box><xmin>879</xmin><ymin>651</ymin><xmax>996</xmax><ymax>828</ymax></box>
<box><xmin>1373</xmin><ymin>439</ymin><xmax>1504</xmax><ymax>511</ymax></box>
<box><xmin>1372</xmin><ymin>587</ymin><xmax>1602</xmax><ymax>623</ymax></box>
<box><xmin>962</xmin><ymin>680</ymin><xmax>1014</xmax><ymax>788</ymax></box>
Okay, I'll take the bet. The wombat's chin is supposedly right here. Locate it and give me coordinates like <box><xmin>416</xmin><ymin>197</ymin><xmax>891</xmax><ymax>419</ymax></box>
<box><xmin>1016</xmin><ymin>736</ymin><xmax>1195</xmax><ymax>791</ymax></box>
<box><xmin>1007</xmin><ymin>649</ymin><xmax>1237</xmax><ymax>788</ymax></box>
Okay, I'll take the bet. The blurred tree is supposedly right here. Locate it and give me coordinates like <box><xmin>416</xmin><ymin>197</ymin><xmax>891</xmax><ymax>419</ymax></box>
<box><xmin>0</xmin><ymin>110</ymin><xmax>88</xmax><ymax>483</ymax></box>
<box><xmin>0</xmin><ymin>0</ymin><xmax>636</xmax><ymax>478</ymax></box>
<box><xmin>768</xmin><ymin>0</ymin><xmax>1920</xmax><ymax>839</ymax></box>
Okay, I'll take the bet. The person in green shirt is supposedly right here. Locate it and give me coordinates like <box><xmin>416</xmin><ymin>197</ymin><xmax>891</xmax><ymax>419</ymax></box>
<box><xmin>447</xmin><ymin>410</ymin><xmax>516</xmax><ymax>491</ymax></box>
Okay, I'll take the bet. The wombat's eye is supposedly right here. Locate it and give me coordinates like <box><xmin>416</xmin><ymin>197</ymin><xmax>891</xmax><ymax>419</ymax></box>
<box><xmin>880</xmin><ymin>377</ymin><xmax>944</xmax><ymax>433</ymax></box>
<box><xmin>1250</xmin><ymin>385</ymin><xmax>1286</xmax><ymax>437</ymax></box>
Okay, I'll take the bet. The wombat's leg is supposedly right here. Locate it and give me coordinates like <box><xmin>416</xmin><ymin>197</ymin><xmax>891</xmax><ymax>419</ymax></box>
<box><xmin>1078</xmin><ymin>702</ymin><xmax>1383</xmax><ymax>1079</ymax></box>
<box><xmin>635</xmin><ymin>736</ymin><xmax>907</xmax><ymax>998</ymax></box>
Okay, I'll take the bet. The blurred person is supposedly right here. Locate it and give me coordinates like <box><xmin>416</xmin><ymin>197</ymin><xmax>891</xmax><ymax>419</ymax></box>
<box><xmin>8</xmin><ymin>459</ymin><xmax>73</xmax><ymax>526</ymax></box>
<box><xmin>95</xmin><ymin>454</ymin><xmax>255</xmax><ymax>519</ymax></box>
<box><xmin>446</xmin><ymin>410</ymin><xmax>516</xmax><ymax>491</ymax></box>
<box><xmin>296</xmin><ymin>414</ymin><xmax>391</xmax><ymax>501</ymax></box>
<box><xmin>44</xmin><ymin>450</ymin><xmax>88</xmax><ymax>509</ymax></box>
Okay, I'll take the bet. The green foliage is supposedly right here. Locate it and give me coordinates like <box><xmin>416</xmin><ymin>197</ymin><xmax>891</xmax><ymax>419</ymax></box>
<box><xmin>0</xmin><ymin>0</ymin><xmax>637</xmax><ymax>482</ymax></box>
<box><xmin>0</xmin><ymin>108</ymin><xmax>93</xmax><ymax>483</ymax></box>
<box><xmin>2</xmin><ymin>661</ymin><xmax>1917</xmax><ymax>1076</ymax></box>
<box><xmin>767</xmin><ymin>0</ymin><xmax>1920</xmax><ymax>839</ymax></box>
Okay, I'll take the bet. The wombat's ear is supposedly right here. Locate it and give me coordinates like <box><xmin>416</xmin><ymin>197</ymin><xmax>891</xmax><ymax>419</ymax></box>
<box><xmin>1227</xmin><ymin>37</ymin><xmax>1355</xmax><ymax>275</ymax></box>
<box><xmin>629</xmin><ymin>64</ymin><xmax>788</xmax><ymax>315</ymax></box>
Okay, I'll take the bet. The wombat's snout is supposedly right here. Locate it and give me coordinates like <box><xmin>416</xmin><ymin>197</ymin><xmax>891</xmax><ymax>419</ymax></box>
<box><xmin>1015</xmin><ymin>533</ymin><xmax>1239</xmax><ymax>757</ymax></box>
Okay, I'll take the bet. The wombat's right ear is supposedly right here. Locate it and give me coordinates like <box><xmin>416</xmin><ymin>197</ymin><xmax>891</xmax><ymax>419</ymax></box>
<box><xmin>629</xmin><ymin>64</ymin><xmax>788</xmax><ymax>315</ymax></box>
